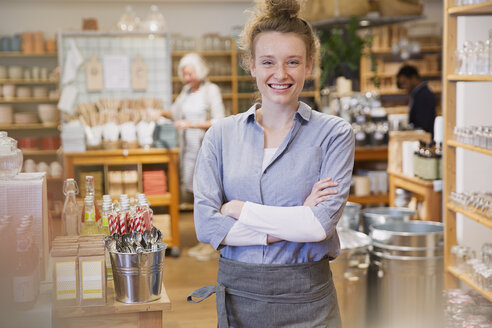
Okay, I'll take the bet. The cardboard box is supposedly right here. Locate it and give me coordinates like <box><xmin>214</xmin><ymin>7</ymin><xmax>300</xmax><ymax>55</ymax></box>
<box><xmin>0</xmin><ymin>172</ymin><xmax>49</xmax><ymax>280</ymax></box>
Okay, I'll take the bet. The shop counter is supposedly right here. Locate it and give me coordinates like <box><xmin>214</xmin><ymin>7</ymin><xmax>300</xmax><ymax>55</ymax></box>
<box><xmin>52</xmin><ymin>280</ymin><xmax>171</xmax><ymax>328</ymax></box>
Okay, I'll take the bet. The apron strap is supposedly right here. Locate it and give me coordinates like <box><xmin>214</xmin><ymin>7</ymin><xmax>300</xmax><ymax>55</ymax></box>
<box><xmin>187</xmin><ymin>285</ymin><xmax>229</xmax><ymax>328</ymax></box>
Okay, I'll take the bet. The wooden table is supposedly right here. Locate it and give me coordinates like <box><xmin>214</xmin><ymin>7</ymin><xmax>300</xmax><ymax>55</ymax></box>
<box><xmin>388</xmin><ymin>170</ymin><xmax>442</xmax><ymax>221</ymax></box>
<box><xmin>52</xmin><ymin>281</ymin><xmax>171</xmax><ymax>328</ymax></box>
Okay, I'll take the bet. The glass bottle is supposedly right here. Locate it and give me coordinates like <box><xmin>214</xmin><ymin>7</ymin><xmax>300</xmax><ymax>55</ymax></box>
<box><xmin>62</xmin><ymin>178</ymin><xmax>80</xmax><ymax>236</ymax></box>
<box><xmin>100</xmin><ymin>197</ymin><xmax>111</xmax><ymax>236</ymax></box>
<box><xmin>487</xmin><ymin>29</ymin><xmax>492</xmax><ymax>74</ymax></box>
<box><xmin>12</xmin><ymin>220</ymin><xmax>38</xmax><ymax>309</ymax></box>
<box><xmin>81</xmin><ymin>195</ymin><xmax>99</xmax><ymax>235</ymax></box>
<box><xmin>80</xmin><ymin>176</ymin><xmax>101</xmax><ymax>224</ymax></box>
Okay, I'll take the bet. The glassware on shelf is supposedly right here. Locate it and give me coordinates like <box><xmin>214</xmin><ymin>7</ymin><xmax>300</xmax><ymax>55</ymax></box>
<box><xmin>487</xmin><ymin>29</ymin><xmax>492</xmax><ymax>74</ymax></box>
<box><xmin>0</xmin><ymin>131</ymin><xmax>23</xmax><ymax>180</ymax></box>
<box><xmin>116</xmin><ymin>6</ymin><xmax>139</xmax><ymax>32</ymax></box>
<box><xmin>141</xmin><ymin>5</ymin><xmax>167</xmax><ymax>33</ymax></box>
<box><xmin>61</xmin><ymin>178</ymin><xmax>80</xmax><ymax>236</ymax></box>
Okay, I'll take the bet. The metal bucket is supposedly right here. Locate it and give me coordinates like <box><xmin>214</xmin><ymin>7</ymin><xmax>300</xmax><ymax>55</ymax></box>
<box><xmin>361</xmin><ymin>207</ymin><xmax>416</xmax><ymax>234</ymax></box>
<box><xmin>110</xmin><ymin>243</ymin><xmax>167</xmax><ymax>303</ymax></box>
<box><xmin>338</xmin><ymin>202</ymin><xmax>361</xmax><ymax>231</ymax></box>
<box><xmin>369</xmin><ymin>221</ymin><xmax>443</xmax><ymax>328</ymax></box>
<box><xmin>332</xmin><ymin>228</ymin><xmax>371</xmax><ymax>328</ymax></box>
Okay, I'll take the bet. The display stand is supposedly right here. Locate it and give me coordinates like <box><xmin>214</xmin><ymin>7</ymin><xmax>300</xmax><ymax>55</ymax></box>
<box><xmin>388</xmin><ymin>170</ymin><xmax>442</xmax><ymax>221</ymax></box>
<box><xmin>63</xmin><ymin>148</ymin><xmax>180</xmax><ymax>255</ymax></box>
<box><xmin>52</xmin><ymin>281</ymin><xmax>171</xmax><ymax>328</ymax></box>
<box><xmin>443</xmin><ymin>0</ymin><xmax>492</xmax><ymax>301</ymax></box>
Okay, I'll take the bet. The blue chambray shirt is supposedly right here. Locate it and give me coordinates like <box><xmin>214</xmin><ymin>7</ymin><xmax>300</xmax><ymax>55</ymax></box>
<box><xmin>193</xmin><ymin>101</ymin><xmax>355</xmax><ymax>264</ymax></box>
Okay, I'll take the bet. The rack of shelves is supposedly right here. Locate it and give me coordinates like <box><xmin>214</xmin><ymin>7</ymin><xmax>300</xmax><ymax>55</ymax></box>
<box><xmin>171</xmin><ymin>38</ymin><xmax>320</xmax><ymax>115</ymax></box>
<box><xmin>63</xmin><ymin>148</ymin><xmax>181</xmax><ymax>256</ymax></box>
<box><xmin>443</xmin><ymin>0</ymin><xmax>492</xmax><ymax>301</ymax></box>
<box><xmin>0</xmin><ymin>52</ymin><xmax>57</xmax><ymax>57</ymax></box>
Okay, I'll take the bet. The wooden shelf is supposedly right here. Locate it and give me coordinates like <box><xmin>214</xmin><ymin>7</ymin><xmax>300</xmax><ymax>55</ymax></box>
<box><xmin>447</xmin><ymin>140</ymin><xmax>492</xmax><ymax>157</ymax></box>
<box><xmin>448</xmin><ymin>2</ymin><xmax>492</xmax><ymax>15</ymax></box>
<box><xmin>172</xmin><ymin>76</ymin><xmax>233</xmax><ymax>83</ymax></box>
<box><xmin>447</xmin><ymin>267</ymin><xmax>492</xmax><ymax>302</ymax></box>
<box><xmin>363</xmin><ymin>72</ymin><xmax>441</xmax><ymax>79</ymax></box>
<box><xmin>0</xmin><ymin>97</ymin><xmax>58</xmax><ymax>103</ymax></box>
<box><xmin>172</xmin><ymin>50</ymin><xmax>232</xmax><ymax>57</ymax></box>
<box><xmin>447</xmin><ymin>74</ymin><xmax>492</xmax><ymax>82</ymax></box>
<box><xmin>387</xmin><ymin>170</ymin><xmax>437</xmax><ymax>188</ymax></box>
<box><xmin>146</xmin><ymin>193</ymin><xmax>172</xmax><ymax>206</ymax></box>
<box><xmin>0</xmin><ymin>122</ymin><xmax>58</xmax><ymax>130</ymax></box>
<box><xmin>23</xmin><ymin>149</ymin><xmax>59</xmax><ymax>155</ymax></box>
<box><xmin>447</xmin><ymin>202</ymin><xmax>492</xmax><ymax>230</ymax></box>
<box><xmin>0</xmin><ymin>52</ymin><xmax>57</xmax><ymax>57</ymax></box>
<box><xmin>348</xmin><ymin>193</ymin><xmax>389</xmax><ymax>204</ymax></box>
<box><xmin>47</xmin><ymin>176</ymin><xmax>63</xmax><ymax>182</ymax></box>
<box><xmin>354</xmin><ymin>146</ymin><xmax>388</xmax><ymax>161</ymax></box>
<box><xmin>370</xmin><ymin>45</ymin><xmax>442</xmax><ymax>54</ymax></box>
<box><xmin>0</xmin><ymin>79</ymin><xmax>58</xmax><ymax>85</ymax></box>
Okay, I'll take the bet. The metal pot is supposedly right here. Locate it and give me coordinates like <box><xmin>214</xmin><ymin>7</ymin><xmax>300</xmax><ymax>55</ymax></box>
<box><xmin>369</xmin><ymin>221</ymin><xmax>444</xmax><ymax>328</ymax></box>
<box><xmin>338</xmin><ymin>202</ymin><xmax>361</xmax><ymax>231</ymax></box>
<box><xmin>361</xmin><ymin>207</ymin><xmax>416</xmax><ymax>234</ymax></box>
<box><xmin>332</xmin><ymin>228</ymin><xmax>371</xmax><ymax>328</ymax></box>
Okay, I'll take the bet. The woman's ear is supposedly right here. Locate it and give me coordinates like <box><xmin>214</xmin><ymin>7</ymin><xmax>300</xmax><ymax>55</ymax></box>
<box><xmin>250</xmin><ymin>57</ymin><xmax>256</xmax><ymax>78</ymax></box>
<box><xmin>305</xmin><ymin>57</ymin><xmax>313</xmax><ymax>77</ymax></box>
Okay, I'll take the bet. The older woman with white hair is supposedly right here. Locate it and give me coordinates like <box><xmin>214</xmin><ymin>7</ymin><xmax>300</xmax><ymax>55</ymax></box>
<box><xmin>171</xmin><ymin>53</ymin><xmax>225</xmax><ymax>260</ymax></box>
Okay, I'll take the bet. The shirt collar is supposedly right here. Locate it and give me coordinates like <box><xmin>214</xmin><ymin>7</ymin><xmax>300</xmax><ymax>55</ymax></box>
<box><xmin>410</xmin><ymin>81</ymin><xmax>426</xmax><ymax>96</ymax></box>
<box><xmin>245</xmin><ymin>101</ymin><xmax>312</xmax><ymax>123</ymax></box>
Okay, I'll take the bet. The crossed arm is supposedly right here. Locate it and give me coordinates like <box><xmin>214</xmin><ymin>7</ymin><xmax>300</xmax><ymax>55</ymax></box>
<box><xmin>220</xmin><ymin>177</ymin><xmax>339</xmax><ymax>246</ymax></box>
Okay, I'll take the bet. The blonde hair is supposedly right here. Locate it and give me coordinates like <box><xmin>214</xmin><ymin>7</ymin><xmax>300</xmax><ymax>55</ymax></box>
<box><xmin>177</xmin><ymin>53</ymin><xmax>209</xmax><ymax>81</ymax></box>
<box><xmin>239</xmin><ymin>0</ymin><xmax>320</xmax><ymax>73</ymax></box>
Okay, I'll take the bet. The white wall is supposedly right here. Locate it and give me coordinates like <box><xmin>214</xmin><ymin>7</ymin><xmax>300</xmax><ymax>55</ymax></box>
<box><xmin>0</xmin><ymin>1</ymin><xmax>252</xmax><ymax>38</ymax></box>
<box><xmin>455</xmin><ymin>16</ymin><xmax>492</xmax><ymax>253</ymax></box>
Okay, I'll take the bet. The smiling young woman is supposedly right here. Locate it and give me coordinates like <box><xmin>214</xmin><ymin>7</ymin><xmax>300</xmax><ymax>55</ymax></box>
<box><xmin>187</xmin><ymin>0</ymin><xmax>355</xmax><ymax>327</ymax></box>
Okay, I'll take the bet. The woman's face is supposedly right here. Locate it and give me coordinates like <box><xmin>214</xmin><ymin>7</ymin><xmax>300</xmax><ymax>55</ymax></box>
<box><xmin>182</xmin><ymin>64</ymin><xmax>200</xmax><ymax>90</ymax></box>
<box><xmin>250</xmin><ymin>31</ymin><xmax>312</xmax><ymax>109</ymax></box>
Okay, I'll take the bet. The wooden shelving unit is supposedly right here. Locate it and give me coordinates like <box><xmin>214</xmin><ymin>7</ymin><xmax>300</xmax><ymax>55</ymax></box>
<box><xmin>23</xmin><ymin>149</ymin><xmax>59</xmax><ymax>156</ymax></box>
<box><xmin>348</xmin><ymin>193</ymin><xmax>389</xmax><ymax>205</ymax></box>
<box><xmin>388</xmin><ymin>170</ymin><xmax>442</xmax><ymax>221</ymax></box>
<box><xmin>63</xmin><ymin>148</ymin><xmax>181</xmax><ymax>255</ymax></box>
<box><xmin>171</xmin><ymin>38</ymin><xmax>320</xmax><ymax>115</ymax></box>
<box><xmin>443</xmin><ymin>0</ymin><xmax>492</xmax><ymax>301</ymax></box>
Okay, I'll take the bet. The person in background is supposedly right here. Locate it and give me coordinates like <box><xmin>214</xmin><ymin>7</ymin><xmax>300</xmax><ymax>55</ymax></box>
<box><xmin>187</xmin><ymin>0</ymin><xmax>354</xmax><ymax>326</ymax></box>
<box><xmin>397</xmin><ymin>65</ymin><xmax>436</xmax><ymax>135</ymax></box>
<box><xmin>170</xmin><ymin>53</ymin><xmax>225</xmax><ymax>260</ymax></box>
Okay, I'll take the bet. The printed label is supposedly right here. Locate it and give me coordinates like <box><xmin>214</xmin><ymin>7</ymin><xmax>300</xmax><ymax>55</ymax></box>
<box><xmin>102</xmin><ymin>215</ymin><xmax>109</xmax><ymax>227</ymax></box>
<box><xmin>85</xmin><ymin>209</ymin><xmax>95</xmax><ymax>222</ymax></box>
<box><xmin>82</xmin><ymin>260</ymin><xmax>103</xmax><ymax>299</ymax></box>
<box><xmin>55</xmin><ymin>261</ymin><xmax>77</xmax><ymax>300</ymax></box>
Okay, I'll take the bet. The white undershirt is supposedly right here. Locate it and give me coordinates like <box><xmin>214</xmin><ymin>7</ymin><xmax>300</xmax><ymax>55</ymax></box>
<box><xmin>222</xmin><ymin>148</ymin><xmax>327</xmax><ymax>246</ymax></box>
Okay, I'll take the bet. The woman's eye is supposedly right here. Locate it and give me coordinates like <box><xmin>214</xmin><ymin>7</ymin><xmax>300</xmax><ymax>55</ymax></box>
<box><xmin>288</xmin><ymin>60</ymin><xmax>300</xmax><ymax>66</ymax></box>
<box><xmin>262</xmin><ymin>61</ymin><xmax>273</xmax><ymax>66</ymax></box>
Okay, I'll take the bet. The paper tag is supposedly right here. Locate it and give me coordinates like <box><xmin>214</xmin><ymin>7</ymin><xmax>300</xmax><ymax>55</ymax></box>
<box><xmin>81</xmin><ymin>260</ymin><xmax>103</xmax><ymax>299</ymax></box>
<box><xmin>85</xmin><ymin>209</ymin><xmax>95</xmax><ymax>222</ymax></box>
<box><xmin>55</xmin><ymin>261</ymin><xmax>77</xmax><ymax>300</ymax></box>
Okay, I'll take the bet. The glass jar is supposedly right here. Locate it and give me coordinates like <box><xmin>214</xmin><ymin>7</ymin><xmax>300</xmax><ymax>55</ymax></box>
<box><xmin>0</xmin><ymin>131</ymin><xmax>23</xmax><ymax>180</ymax></box>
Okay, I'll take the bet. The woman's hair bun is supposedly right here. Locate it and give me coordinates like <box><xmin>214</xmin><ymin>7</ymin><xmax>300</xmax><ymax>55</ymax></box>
<box><xmin>263</xmin><ymin>0</ymin><xmax>301</xmax><ymax>19</ymax></box>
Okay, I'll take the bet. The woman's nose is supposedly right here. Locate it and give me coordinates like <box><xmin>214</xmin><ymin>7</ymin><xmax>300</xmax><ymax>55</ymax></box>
<box><xmin>274</xmin><ymin>65</ymin><xmax>288</xmax><ymax>80</ymax></box>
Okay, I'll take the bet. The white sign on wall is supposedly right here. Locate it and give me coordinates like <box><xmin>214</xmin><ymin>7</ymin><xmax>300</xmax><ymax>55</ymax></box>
<box><xmin>103</xmin><ymin>55</ymin><xmax>130</xmax><ymax>90</ymax></box>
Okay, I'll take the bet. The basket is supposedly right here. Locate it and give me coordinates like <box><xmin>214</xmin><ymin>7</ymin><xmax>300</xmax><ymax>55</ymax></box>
<box><xmin>110</xmin><ymin>243</ymin><xmax>167</xmax><ymax>303</ymax></box>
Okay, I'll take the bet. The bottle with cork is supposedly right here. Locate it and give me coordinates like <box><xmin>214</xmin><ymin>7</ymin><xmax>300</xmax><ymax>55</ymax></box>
<box><xmin>80</xmin><ymin>176</ymin><xmax>101</xmax><ymax>224</ymax></box>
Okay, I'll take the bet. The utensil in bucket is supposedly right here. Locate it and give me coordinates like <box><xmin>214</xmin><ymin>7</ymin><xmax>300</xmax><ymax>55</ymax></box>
<box><xmin>110</xmin><ymin>242</ymin><xmax>167</xmax><ymax>303</ymax></box>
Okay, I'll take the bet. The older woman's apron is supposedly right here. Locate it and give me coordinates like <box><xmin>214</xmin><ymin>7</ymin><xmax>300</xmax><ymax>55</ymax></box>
<box><xmin>188</xmin><ymin>256</ymin><xmax>341</xmax><ymax>328</ymax></box>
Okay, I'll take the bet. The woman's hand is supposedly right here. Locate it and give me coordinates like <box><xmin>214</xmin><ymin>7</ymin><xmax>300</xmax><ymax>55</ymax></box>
<box><xmin>303</xmin><ymin>177</ymin><xmax>338</xmax><ymax>207</ymax></box>
<box><xmin>174</xmin><ymin>120</ymin><xmax>192</xmax><ymax>130</ymax></box>
<box><xmin>220</xmin><ymin>200</ymin><xmax>245</xmax><ymax>219</ymax></box>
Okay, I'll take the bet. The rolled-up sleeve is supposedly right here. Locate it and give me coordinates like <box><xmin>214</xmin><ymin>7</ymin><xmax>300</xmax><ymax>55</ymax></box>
<box><xmin>193</xmin><ymin>124</ymin><xmax>236</xmax><ymax>249</ymax></box>
<box><xmin>310</xmin><ymin>121</ymin><xmax>355</xmax><ymax>239</ymax></box>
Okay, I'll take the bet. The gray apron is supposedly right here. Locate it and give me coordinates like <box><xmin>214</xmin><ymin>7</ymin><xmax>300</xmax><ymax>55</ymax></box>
<box><xmin>188</xmin><ymin>256</ymin><xmax>342</xmax><ymax>328</ymax></box>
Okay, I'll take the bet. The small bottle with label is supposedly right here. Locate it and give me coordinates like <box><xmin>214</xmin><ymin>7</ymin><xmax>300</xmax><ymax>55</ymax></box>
<box><xmin>81</xmin><ymin>195</ymin><xmax>99</xmax><ymax>235</ymax></box>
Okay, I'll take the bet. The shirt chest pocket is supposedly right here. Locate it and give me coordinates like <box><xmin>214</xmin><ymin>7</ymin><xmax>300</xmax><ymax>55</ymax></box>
<box><xmin>264</xmin><ymin>146</ymin><xmax>322</xmax><ymax>205</ymax></box>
